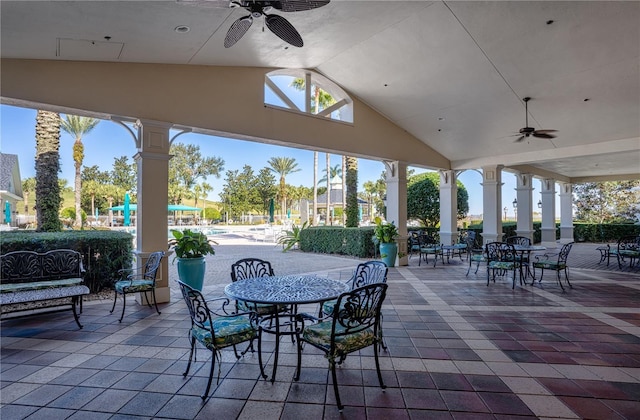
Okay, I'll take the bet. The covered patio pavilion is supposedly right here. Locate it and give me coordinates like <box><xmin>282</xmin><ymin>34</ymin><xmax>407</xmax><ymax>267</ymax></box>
<box><xmin>1</xmin><ymin>2</ymin><xmax>638</xmax><ymax>307</ymax></box>
<box><xmin>1</xmin><ymin>241</ymin><xmax>639</xmax><ymax>418</ymax></box>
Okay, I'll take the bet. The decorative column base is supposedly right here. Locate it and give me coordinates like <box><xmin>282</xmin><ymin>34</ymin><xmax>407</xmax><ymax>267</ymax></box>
<box><xmin>481</xmin><ymin>232</ymin><xmax>500</xmax><ymax>244</ymax></box>
<box><xmin>559</xmin><ymin>226</ymin><xmax>574</xmax><ymax>244</ymax></box>
<box><xmin>540</xmin><ymin>228</ymin><xmax>557</xmax><ymax>248</ymax></box>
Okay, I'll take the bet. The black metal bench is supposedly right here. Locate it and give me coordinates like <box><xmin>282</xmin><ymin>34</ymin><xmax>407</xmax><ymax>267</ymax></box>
<box><xmin>1</xmin><ymin>249</ymin><xmax>90</xmax><ymax>328</ymax></box>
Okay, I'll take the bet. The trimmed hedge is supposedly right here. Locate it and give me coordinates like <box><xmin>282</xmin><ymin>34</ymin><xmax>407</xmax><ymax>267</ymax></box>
<box><xmin>0</xmin><ymin>230</ymin><xmax>133</xmax><ymax>293</ymax></box>
<box><xmin>298</xmin><ymin>222</ymin><xmax>640</xmax><ymax>258</ymax></box>
<box><xmin>300</xmin><ymin>226</ymin><xmax>377</xmax><ymax>258</ymax></box>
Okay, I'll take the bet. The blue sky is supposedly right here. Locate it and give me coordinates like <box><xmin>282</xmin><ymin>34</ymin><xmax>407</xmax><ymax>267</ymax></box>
<box><xmin>1</xmin><ymin>103</ymin><xmax>535</xmax><ymax>217</ymax></box>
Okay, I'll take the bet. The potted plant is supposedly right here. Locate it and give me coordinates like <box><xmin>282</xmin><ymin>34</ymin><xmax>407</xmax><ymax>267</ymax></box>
<box><xmin>373</xmin><ymin>216</ymin><xmax>399</xmax><ymax>267</ymax></box>
<box><xmin>169</xmin><ymin>229</ymin><xmax>216</xmax><ymax>291</ymax></box>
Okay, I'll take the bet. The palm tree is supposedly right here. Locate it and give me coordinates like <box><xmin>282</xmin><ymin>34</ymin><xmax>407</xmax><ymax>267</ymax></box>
<box><xmin>326</xmin><ymin>153</ymin><xmax>331</xmax><ymax>225</ymax></box>
<box><xmin>317</xmin><ymin>164</ymin><xmax>342</xmax><ymax>186</ymax></box>
<box><xmin>35</xmin><ymin>110</ymin><xmax>62</xmax><ymax>232</ymax></box>
<box><xmin>267</xmin><ymin>157</ymin><xmax>300</xmax><ymax>219</ymax></box>
<box><xmin>21</xmin><ymin>177</ymin><xmax>35</xmax><ymax>215</ymax></box>
<box><xmin>83</xmin><ymin>180</ymin><xmax>102</xmax><ymax>221</ymax></box>
<box><xmin>290</xmin><ymin>78</ymin><xmax>336</xmax><ymax>226</ymax></box>
<box><xmin>345</xmin><ymin>156</ymin><xmax>359</xmax><ymax>227</ymax></box>
<box><xmin>313</xmin><ymin>152</ymin><xmax>318</xmax><ymax>225</ymax></box>
<box><xmin>60</xmin><ymin>115</ymin><xmax>99</xmax><ymax>227</ymax></box>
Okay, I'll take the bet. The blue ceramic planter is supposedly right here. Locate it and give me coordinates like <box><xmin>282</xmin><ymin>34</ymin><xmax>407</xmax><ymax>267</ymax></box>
<box><xmin>176</xmin><ymin>257</ymin><xmax>206</xmax><ymax>291</ymax></box>
<box><xmin>379</xmin><ymin>243</ymin><xmax>398</xmax><ymax>267</ymax></box>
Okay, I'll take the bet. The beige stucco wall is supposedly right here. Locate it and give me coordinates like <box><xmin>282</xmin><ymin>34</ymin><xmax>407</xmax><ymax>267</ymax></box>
<box><xmin>1</xmin><ymin>59</ymin><xmax>449</xmax><ymax>169</ymax></box>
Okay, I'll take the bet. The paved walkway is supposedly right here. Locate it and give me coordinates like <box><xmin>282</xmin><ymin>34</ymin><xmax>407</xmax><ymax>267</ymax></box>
<box><xmin>1</xmin><ymin>240</ymin><xmax>639</xmax><ymax>419</ymax></box>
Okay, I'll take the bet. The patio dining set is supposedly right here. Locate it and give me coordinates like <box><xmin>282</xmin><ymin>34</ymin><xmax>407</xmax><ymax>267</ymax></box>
<box><xmin>177</xmin><ymin>258</ymin><xmax>390</xmax><ymax>411</ymax></box>
<box><xmin>409</xmin><ymin>231</ymin><xmax>575</xmax><ymax>292</ymax></box>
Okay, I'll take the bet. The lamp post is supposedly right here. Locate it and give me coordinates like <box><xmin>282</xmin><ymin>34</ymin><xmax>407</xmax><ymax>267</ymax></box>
<box><xmin>537</xmin><ymin>199</ymin><xmax>542</xmax><ymax>209</ymax></box>
<box><xmin>512</xmin><ymin>198</ymin><xmax>518</xmax><ymax>220</ymax></box>
<box><xmin>503</xmin><ymin>206</ymin><xmax>508</xmax><ymax>221</ymax></box>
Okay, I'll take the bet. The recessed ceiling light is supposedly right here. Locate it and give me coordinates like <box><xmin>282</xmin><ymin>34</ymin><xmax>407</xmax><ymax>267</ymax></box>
<box><xmin>546</xmin><ymin>20</ymin><xmax>554</xmax><ymax>25</ymax></box>
<box><xmin>384</xmin><ymin>84</ymin><xmax>388</xmax><ymax>87</ymax></box>
<box><xmin>174</xmin><ymin>25</ymin><xmax>190</xmax><ymax>33</ymax></box>
<box><xmin>584</xmin><ymin>98</ymin><xmax>590</xmax><ymax>102</ymax></box>
<box><xmin>438</xmin><ymin>117</ymin><xmax>444</xmax><ymax>121</ymax></box>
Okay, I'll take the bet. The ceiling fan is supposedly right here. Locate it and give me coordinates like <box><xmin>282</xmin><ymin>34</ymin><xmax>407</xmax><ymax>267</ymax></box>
<box><xmin>224</xmin><ymin>0</ymin><xmax>330</xmax><ymax>48</ymax></box>
<box><xmin>514</xmin><ymin>97</ymin><xmax>557</xmax><ymax>142</ymax></box>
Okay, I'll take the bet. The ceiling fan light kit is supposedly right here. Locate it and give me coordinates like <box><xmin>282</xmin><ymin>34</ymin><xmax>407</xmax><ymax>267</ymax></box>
<box><xmin>224</xmin><ymin>0</ymin><xmax>330</xmax><ymax>48</ymax></box>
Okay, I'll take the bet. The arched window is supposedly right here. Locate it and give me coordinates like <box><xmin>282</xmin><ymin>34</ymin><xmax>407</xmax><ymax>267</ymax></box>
<box><xmin>264</xmin><ymin>69</ymin><xmax>353</xmax><ymax>123</ymax></box>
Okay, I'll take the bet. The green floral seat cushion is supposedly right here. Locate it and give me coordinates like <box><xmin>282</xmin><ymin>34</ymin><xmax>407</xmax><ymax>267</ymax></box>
<box><xmin>470</xmin><ymin>254</ymin><xmax>486</xmax><ymax>262</ymax></box>
<box><xmin>420</xmin><ymin>246</ymin><xmax>441</xmax><ymax>254</ymax></box>
<box><xmin>302</xmin><ymin>321</ymin><xmax>376</xmax><ymax>354</ymax></box>
<box><xmin>619</xmin><ymin>250</ymin><xmax>640</xmax><ymax>257</ymax></box>
<box><xmin>237</xmin><ymin>300</ymin><xmax>286</xmax><ymax>315</ymax></box>
<box><xmin>115</xmin><ymin>279</ymin><xmax>154</xmax><ymax>293</ymax></box>
<box><xmin>191</xmin><ymin>315</ymin><xmax>256</xmax><ymax>350</ymax></box>
<box><xmin>0</xmin><ymin>278</ymin><xmax>82</xmax><ymax>293</ymax></box>
<box><xmin>488</xmin><ymin>261</ymin><xmax>516</xmax><ymax>270</ymax></box>
<box><xmin>321</xmin><ymin>299</ymin><xmax>338</xmax><ymax>316</ymax></box>
<box><xmin>533</xmin><ymin>260</ymin><xmax>566</xmax><ymax>270</ymax></box>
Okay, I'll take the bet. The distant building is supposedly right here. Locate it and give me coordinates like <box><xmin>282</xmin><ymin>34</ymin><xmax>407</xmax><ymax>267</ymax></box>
<box><xmin>0</xmin><ymin>153</ymin><xmax>23</xmax><ymax>227</ymax></box>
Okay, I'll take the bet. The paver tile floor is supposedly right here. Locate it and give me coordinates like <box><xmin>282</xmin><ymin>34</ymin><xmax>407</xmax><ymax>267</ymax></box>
<box><xmin>1</xmin><ymin>241</ymin><xmax>639</xmax><ymax>419</ymax></box>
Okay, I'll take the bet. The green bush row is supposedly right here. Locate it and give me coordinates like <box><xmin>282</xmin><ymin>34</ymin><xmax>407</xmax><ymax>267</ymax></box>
<box><xmin>0</xmin><ymin>231</ymin><xmax>133</xmax><ymax>293</ymax></box>
<box><xmin>300</xmin><ymin>222</ymin><xmax>640</xmax><ymax>258</ymax></box>
<box><xmin>300</xmin><ymin>226</ymin><xmax>377</xmax><ymax>258</ymax></box>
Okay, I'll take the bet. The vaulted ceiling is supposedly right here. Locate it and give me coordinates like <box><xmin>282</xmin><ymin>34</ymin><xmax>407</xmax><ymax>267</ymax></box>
<box><xmin>1</xmin><ymin>1</ymin><xmax>638</xmax><ymax>182</ymax></box>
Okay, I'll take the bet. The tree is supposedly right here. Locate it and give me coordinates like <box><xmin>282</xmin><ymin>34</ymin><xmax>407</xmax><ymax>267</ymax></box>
<box><xmin>111</xmin><ymin>156</ymin><xmax>137</xmax><ymax>193</ymax></box>
<box><xmin>317</xmin><ymin>163</ymin><xmax>342</xmax><ymax>186</ymax></box>
<box><xmin>290</xmin><ymin>78</ymin><xmax>336</xmax><ymax>226</ymax></box>
<box><xmin>313</xmin><ymin>152</ymin><xmax>318</xmax><ymax>225</ymax></box>
<box><xmin>82</xmin><ymin>180</ymin><xmax>103</xmax><ymax>219</ymax></box>
<box><xmin>345</xmin><ymin>156</ymin><xmax>359</xmax><ymax>227</ymax></box>
<box><xmin>254</xmin><ymin>167</ymin><xmax>277</xmax><ymax>215</ymax></box>
<box><xmin>21</xmin><ymin>177</ymin><xmax>36</xmax><ymax>215</ymax></box>
<box><xmin>60</xmin><ymin>115</ymin><xmax>100</xmax><ymax>227</ymax></box>
<box><xmin>220</xmin><ymin>166</ymin><xmax>260</xmax><ymax>220</ymax></box>
<box><xmin>82</xmin><ymin>165</ymin><xmax>110</xmax><ymax>184</ymax></box>
<box><xmin>267</xmin><ymin>157</ymin><xmax>300</xmax><ymax>218</ymax></box>
<box><xmin>574</xmin><ymin>181</ymin><xmax>640</xmax><ymax>223</ymax></box>
<box><xmin>35</xmin><ymin>110</ymin><xmax>62</xmax><ymax>232</ymax></box>
<box><xmin>169</xmin><ymin>143</ymin><xmax>224</xmax><ymax>200</ymax></box>
<box><xmin>406</xmin><ymin>172</ymin><xmax>469</xmax><ymax>227</ymax></box>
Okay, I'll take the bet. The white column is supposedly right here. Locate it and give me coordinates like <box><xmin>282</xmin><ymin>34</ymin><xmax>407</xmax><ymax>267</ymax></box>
<box><xmin>540</xmin><ymin>178</ymin><xmax>557</xmax><ymax>248</ymax></box>
<box><xmin>439</xmin><ymin>170</ymin><xmax>458</xmax><ymax>245</ymax></box>
<box><xmin>515</xmin><ymin>173</ymin><xmax>534</xmax><ymax>242</ymax></box>
<box><xmin>481</xmin><ymin>165</ymin><xmax>503</xmax><ymax>244</ymax></box>
<box><xmin>385</xmin><ymin>161</ymin><xmax>408</xmax><ymax>266</ymax></box>
<box><xmin>134</xmin><ymin>120</ymin><xmax>172</xmax><ymax>304</ymax></box>
<box><xmin>558</xmin><ymin>182</ymin><xmax>574</xmax><ymax>244</ymax></box>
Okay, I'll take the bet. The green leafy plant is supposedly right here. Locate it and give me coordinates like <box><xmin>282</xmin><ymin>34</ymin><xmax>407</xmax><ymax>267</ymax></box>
<box><xmin>169</xmin><ymin>229</ymin><xmax>216</xmax><ymax>260</ymax></box>
<box><xmin>373</xmin><ymin>216</ymin><xmax>399</xmax><ymax>244</ymax></box>
<box><xmin>277</xmin><ymin>222</ymin><xmax>308</xmax><ymax>252</ymax></box>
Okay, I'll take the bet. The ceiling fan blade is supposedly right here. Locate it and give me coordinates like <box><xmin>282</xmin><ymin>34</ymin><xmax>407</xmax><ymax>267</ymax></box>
<box><xmin>271</xmin><ymin>1</ymin><xmax>330</xmax><ymax>12</ymax></box>
<box><xmin>532</xmin><ymin>132</ymin><xmax>556</xmax><ymax>139</ymax></box>
<box><xmin>533</xmin><ymin>129</ymin><xmax>557</xmax><ymax>134</ymax></box>
<box><xmin>265</xmin><ymin>14</ymin><xmax>303</xmax><ymax>47</ymax></box>
<box><xmin>514</xmin><ymin>136</ymin><xmax>525</xmax><ymax>143</ymax></box>
<box><xmin>224</xmin><ymin>15</ymin><xmax>253</xmax><ymax>48</ymax></box>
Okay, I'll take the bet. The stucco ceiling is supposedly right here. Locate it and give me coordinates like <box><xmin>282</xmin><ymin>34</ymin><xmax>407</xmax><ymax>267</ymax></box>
<box><xmin>1</xmin><ymin>0</ymin><xmax>639</xmax><ymax>181</ymax></box>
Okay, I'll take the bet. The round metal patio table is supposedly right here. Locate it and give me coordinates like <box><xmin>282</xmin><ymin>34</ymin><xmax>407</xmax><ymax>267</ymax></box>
<box><xmin>225</xmin><ymin>275</ymin><xmax>349</xmax><ymax>382</ymax></box>
<box><xmin>513</xmin><ymin>245</ymin><xmax>546</xmax><ymax>280</ymax></box>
